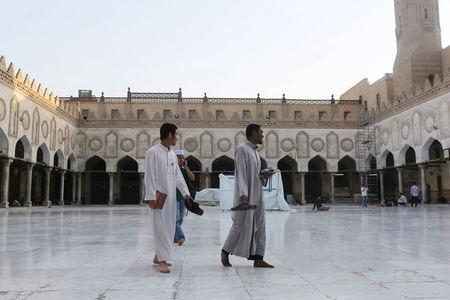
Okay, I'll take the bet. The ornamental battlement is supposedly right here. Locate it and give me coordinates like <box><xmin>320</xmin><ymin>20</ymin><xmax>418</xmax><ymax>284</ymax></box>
<box><xmin>0</xmin><ymin>55</ymin><xmax>79</xmax><ymax>123</ymax></box>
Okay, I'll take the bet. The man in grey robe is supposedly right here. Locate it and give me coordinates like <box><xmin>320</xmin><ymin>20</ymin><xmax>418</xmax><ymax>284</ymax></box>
<box><xmin>221</xmin><ymin>124</ymin><xmax>274</xmax><ymax>268</ymax></box>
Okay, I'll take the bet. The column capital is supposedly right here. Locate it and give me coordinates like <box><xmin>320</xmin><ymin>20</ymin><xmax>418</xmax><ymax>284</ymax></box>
<box><xmin>59</xmin><ymin>170</ymin><xmax>66</xmax><ymax>175</ymax></box>
<box><xmin>1</xmin><ymin>158</ymin><xmax>13</xmax><ymax>166</ymax></box>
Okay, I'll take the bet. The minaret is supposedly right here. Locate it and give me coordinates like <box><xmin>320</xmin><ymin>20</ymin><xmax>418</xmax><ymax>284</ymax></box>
<box><xmin>393</xmin><ymin>0</ymin><xmax>443</xmax><ymax>97</ymax></box>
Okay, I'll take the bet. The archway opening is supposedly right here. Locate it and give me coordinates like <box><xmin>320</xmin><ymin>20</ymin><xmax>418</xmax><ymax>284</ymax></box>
<box><xmin>305</xmin><ymin>156</ymin><xmax>328</xmax><ymax>203</ymax></box>
<box><xmin>211</xmin><ymin>156</ymin><xmax>235</xmax><ymax>188</ymax></box>
<box><xmin>277</xmin><ymin>156</ymin><xmax>298</xmax><ymax>200</ymax></box>
<box><xmin>117</xmin><ymin>156</ymin><xmax>139</xmax><ymax>205</ymax></box>
<box><xmin>336</xmin><ymin>156</ymin><xmax>359</xmax><ymax>203</ymax></box>
<box><xmin>85</xmin><ymin>156</ymin><xmax>108</xmax><ymax>205</ymax></box>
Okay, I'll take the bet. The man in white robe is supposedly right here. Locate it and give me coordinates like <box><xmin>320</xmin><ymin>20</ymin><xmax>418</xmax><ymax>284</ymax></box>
<box><xmin>145</xmin><ymin>123</ymin><xmax>192</xmax><ymax>273</ymax></box>
<box><xmin>221</xmin><ymin>124</ymin><xmax>274</xmax><ymax>268</ymax></box>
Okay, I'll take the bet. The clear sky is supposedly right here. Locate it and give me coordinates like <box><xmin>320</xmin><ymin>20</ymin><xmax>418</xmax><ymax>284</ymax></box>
<box><xmin>1</xmin><ymin>0</ymin><xmax>449</xmax><ymax>99</ymax></box>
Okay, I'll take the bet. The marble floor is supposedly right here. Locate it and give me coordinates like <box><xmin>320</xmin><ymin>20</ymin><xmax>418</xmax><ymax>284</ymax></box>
<box><xmin>1</xmin><ymin>205</ymin><xmax>450</xmax><ymax>300</ymax></box>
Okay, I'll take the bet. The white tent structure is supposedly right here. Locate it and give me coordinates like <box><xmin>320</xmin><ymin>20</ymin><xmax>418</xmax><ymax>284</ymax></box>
<box><xmin>195</xmin><ymin>172</ymin><xmax>291</xmax><ymax>211</ymax></box>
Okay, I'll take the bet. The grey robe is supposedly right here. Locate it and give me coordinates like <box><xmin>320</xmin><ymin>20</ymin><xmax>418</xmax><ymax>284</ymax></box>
<box><xmin>223</xmin><ymin>141</ymin><xmax>266</xmax><ymax>258</ymax></box>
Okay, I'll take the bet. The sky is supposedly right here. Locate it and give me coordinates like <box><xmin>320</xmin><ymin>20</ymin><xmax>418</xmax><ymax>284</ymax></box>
<box><xmin>1</xmin><ymin>0</ymin><xmax>449</xmax><ymax>99</ymax></box>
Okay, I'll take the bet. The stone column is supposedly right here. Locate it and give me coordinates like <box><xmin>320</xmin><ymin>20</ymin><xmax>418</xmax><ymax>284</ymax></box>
<box><xmin>43</xmin><ymin>167</ymin><xmax>51</xmax><ymax>206</ymax></box>
<box><xmin>379</xmin><ymin>171</ymin><xmax>385</xmax><ymax>204</ymax></box>
<box><xmin>139</xmin><ymin>172</ymin><xmax>145</xmax><ymax>204</ymax></box>
<box><xmin>24</xmin><ymin>163</ymin><xmax>33</xmax><ymax>207</ymax></box>
<box><xmin>71</xmin><ymin>173</ymin><xmax>76</xmax><ymax>205</ymax></box>
<box><xmin>0</xmin><ymin>159</ymin><xmax>12</xmax><ymax>208</ymax></box>
<box><xmin>108</xmin><ymin>173</ymin><xmax>114</xmax><ymax>206</ymax></box>
<box><xmin>397</xmin><ymin>167</ymin><xmax>403</xmax><ymax>194</ymax></box>
<box><xmin>59</xmin><ymin>171</ymin><xmax>66</xmax><ymax>206</ymax></box>
<box><xmin>205</xmin><ymin>170</ymin><xmax>210</xmax><ymax>188</ymax></box>
<box><xmin>76</xmin><ymin>173</ymin><xmax>82</xmax><ymax>205</ymax></box>
<box><xmin>330</xmin><ymin>172</ymin><xmax>335</xmax><ymax>204</ymax></box>
<box><xmin>300</xmin><ymin>172</ymin><xmax>306</xmax><ymax>205</ymax></box>
<box><xmin>420</xmin><ymin>164</ymin><xmax>427</xmax><ymax>204</ymax></box>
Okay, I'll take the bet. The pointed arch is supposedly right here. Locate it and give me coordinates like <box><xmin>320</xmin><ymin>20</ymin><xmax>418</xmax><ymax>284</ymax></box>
<box><xmin>380</xmin><ymin>149</ymin><xmax>394</xmax><ymax>168</ymax></box>
<box><xmin>36</xmin><ymin>143</ymin><xmax>50</xmax><ymax>164</ymax></box>
<box><xmin>85</xmin><ymin>155</ymin><xmax>108</xmax><ymax>205</ymax></box>
<box><xmin>15</xmin><ymin>136</ymin><xmax>32</xmax><ymax>160</ymax></box>
<box><xmin>338</xmin><ymin>155</ymin><xmax>356</xmax><ymax>171</ymax></box>
<box><xmin>85</xmin><ymin>155</ymin><xmax>106</xmax><ymax>171</ymax></box>
<box><xmin>211</xmin><ymin>155</ymin><xmax>235</xmax><ymax>188</ymax></box>
<box><xmin>186</xmin><ymin>155</ymin><xmax>202</xmax><ymax>172</ymax></box>
<box><xmin>53</xmin><ymin>149</ymin><xmax>64</xmax><ymax>168</ymax></box>
<box><xmin>365</xmin><ymin>153</ymin><xmax>377</xmax><ymax>171</ymax></box>
<box><xmin>0</xmin><ymin>127</ymin><xmax>9</xmax><ymax>155</ymax></box>
<box><xmin>67</xmin><ymin>154</ymin><xmax>76</xmax><ymax>171</ymax></box>
<box><xmin>422</xmin><ymin>137</ymin><xmax>444</xmax><ymax>162</ymax></box>
<box><xmin>277</xmin><ymin>155</ymin><xmax>298</xmax><ymax>171</ymax></box>
<box><xmin>308</xmin><ymin>155</ymin><xmax>327</xmax><ymax>171</ymax></box>
<box><xmin>117</xmin><ymin>155</ymin><xmax>138</xmax><ymax>171</ymax></box>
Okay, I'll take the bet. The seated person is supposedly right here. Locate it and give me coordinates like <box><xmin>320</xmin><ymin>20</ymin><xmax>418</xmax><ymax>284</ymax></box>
<box><xmin>396</xmin><ymin>193</ymin><xmax>408</xmax><ymax>206</ymax></box>
<box><xmin>312</xmin><ymin>196</ymin><xmax>330</xmax><ymax>211</ymax></box>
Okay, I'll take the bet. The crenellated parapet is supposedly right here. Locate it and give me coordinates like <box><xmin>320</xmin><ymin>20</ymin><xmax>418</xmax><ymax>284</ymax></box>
<box><xmin>0</xmin><ymin>55</ymin><xmax>80</xmax><ymax>124</ymax></box>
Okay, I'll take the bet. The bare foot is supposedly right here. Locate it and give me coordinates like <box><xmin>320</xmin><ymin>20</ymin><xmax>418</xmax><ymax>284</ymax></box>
<box><xmin>254</xmin><ymin>260</ymin><xmax>274</xmax><ymax>268</ymax></box>
<box><xmin>159</xmin><ymin>261</ymin><xmax>171</xmax><ymax>273</ymax></box>
<box><xmin>153</xmin><ymin>255</ymin><xmax>172</xmax><ymax>266</ymax></box>
<box><xmin>221</xmin><ymin>251</ymin><xmax>232</xmax><ymax>267</ymax></box>
<box><xmin>177</xmin><ymin>240</ymin><xmax>184</xmax><ymax>246</ymax></box>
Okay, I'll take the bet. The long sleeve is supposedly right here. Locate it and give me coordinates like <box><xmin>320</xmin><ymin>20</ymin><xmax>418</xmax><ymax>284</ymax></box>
<box><xmin>235</xmin><ymin>147</ymin><xmax>249</xmax><ymax>197</ymax></box>
<box><xmin>176</xmin><ymin>165</ymin><xmax>190</xmax><ymax>198</ymax></box>
<box><xmin>144</xmin><ymin>149</ymin><xmax>157</xmax><ymax>200</ymax></box>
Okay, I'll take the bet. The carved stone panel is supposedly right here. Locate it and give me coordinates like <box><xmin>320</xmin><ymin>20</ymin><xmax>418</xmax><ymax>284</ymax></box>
<box><xmin>200</xmin><ymin>131</ymin><xmax>213</xmax><ymax>158</ymax></box>
<box><xmin>49</xmin><ymin>118</ymin><xmax>57</xmax><ymax>150</ymax></box>
<box><xmin>89</xmin><ymin>138</ymin><xmax>103</xmax><ymax>152</ymax></box>
<box><xmin>217</xmin><ymin>138</ymin><xmax>231</xmax><ymax>152</ymax></box>
<box><xmin>75</xmin><ymin>132</ymin><xmax>87</xmax><ymax>158</ymax></box>
<box><xmin>0</xmin><ymin>98</ymin><xmax>5</xmax><ymax>121</ymax></box>
<box><xmin>32</xmin><ymin>108</ymin><xmax>40</xmax><ymax>144</ymax></box>
<box><xmin>21</xmin><ymin>111</ymin><xmax>30</xmax><ymax>130</ymax></box>
<box><xmin>64</xmin><ymin>126</ymin><xmax>70</xmax><ymax>155</ymax></box>
<box><xmin>265</xmin><ymin>131</ymin><xmax>278</xmax><ymax>159</ymax></box>
<box><xmin>121</xmin><ymin>138</ymin><xmax>135</xmax><ymax>152</ymax></box>
<box><xmin>340</xmin><ymin>138</ymin><xmax>354</xmax><ymax>152</ymax></box>
<box><xmin>296</xmin><ymin>131</ymin><xmax>309</xmax><ymax>158</ymax></box>
<box><xmin>281</xmin><ymin>138</ymin><xmax>295</xmax><ymax>152</ymax></box>
<box><xmin>41</xmin><ymin>121</ymin><xmax>49</xmax><ymax>139</ymax></box>
<box><xmin>184</xmin><ymin>138</ymin><xmax>198</xmax><ymax>152</ymax></box>
<box><xmin>439</xmin><ymin>101</ymin><xmax>450</xmax><ymax>137</ymax></box>
<box><xmin>392</xmin><ymin>120</ymin><xmax>399</xmax><ymax>150</ymax></box>
<box><xmin>311</xmin><ymin>138</ymin><xmax>325</xmax><ymax>152</ymax></box>
<box><xmin>8</xmin><ymin>98</ymin><xmax>19</xmax><ymax>137</ymax></box>
<box><xmin>136</xmin><ymin>132</ymin><xmax>150</xmax><ymax>158</ymax></box>
<box><xmin>105</xmin><ymin>132</ymin><xmax>118</xmax><ymax>158</ymax></box>
<box><xmin>57</xmin><ymin>129</ymin><xmax>64</xmax><ymax>145</ymax></box>
<box><xmin>326</xmin><ymin>132</ymin><xmax>339</xmax><ymax>158</ymax></box>
<box><xmin>412</xmin><ymin>112</ymin><xmax>422</xmax><ymax>146</ymax></box>
<box><xmin>401</xmin><ymin>122</ymin><xmax>410</xmax><ymax>140</ymax></box>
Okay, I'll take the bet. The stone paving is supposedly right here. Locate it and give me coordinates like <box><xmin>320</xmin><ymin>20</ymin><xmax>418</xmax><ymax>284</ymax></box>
<box><xmin>1</xmin><ymin>205</ymin><xmax>450</xmax><ymax>299</ymax></box>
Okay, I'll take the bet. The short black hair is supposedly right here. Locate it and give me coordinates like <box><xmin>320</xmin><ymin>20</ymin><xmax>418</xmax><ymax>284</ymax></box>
<box><xmin>160</xmin><ymin>123</ymin><xmax>177</xmax><ymax>140</ymax></box>
<box><xmin>246</xmin><ymin>124</ymin><xmax>261</xmax><ymax>138</ymax></box>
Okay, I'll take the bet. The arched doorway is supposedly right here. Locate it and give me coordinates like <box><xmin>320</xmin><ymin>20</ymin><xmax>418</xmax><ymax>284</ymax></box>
<box><xmin>425</xmin><ymin>139</ymin><xmax>445</xmax><ymax>203</ymax></box>
<box><xmin>383</xmin><ymin>151</ymin><xmax>398</xmax><ymax>201</ymax></box>
<box><xmin>211</xmin><ymin>156</ymin><xmax>235</xmax><ymax>188</ymax></box>
<box><xmin>64</xmin><ymin>154</ymin><xmax>76</xmax><ymax>205</ymax></box>
<box><xmin>85</xmin><ymin>156</ymin><xmax>108</xmax><ymax>205</ymax></box>
<box><xmin>117</xmin><ymin>156</ymin><xmax>139</xmax><ymax>205</ymax></box>
<box><xmin>305</xmin><ymin>156</ymin><xmax>328</xmax><ymax>203</ymax></box>
<box><xmin>366</xmin><ymin>154</ymin><xmax>379</xmax><ymax>201</ymax></box>
<box><xmin>9</xmin><ymin>139</ymin><xmax>28</xmax><ymax>206</ymax></box>
<box><xmin>31</xmin><ymin>144</ymin><xmax>50</xmax><ymax>206</ymax></box>
<box><xmin>336</xmin><ymin>156</ymin><xmax>359</xmax><ymax>202</ymax></box>
<box><xmin>277</xmin><ymin>156</ymin><xmax>298</xmax><ymax>200</ymax></box>
<box><xmin>49</xmin><ymin>150</ymin><xmax>64</xmax><ymax>205</ymax></box>
<box><xmin>186</xmin><ymin>156</ymin><xmax>202</xmax><ymax>190</ymax></box>
<box><xmin>402</xmin><ymin>146</ymin><xmax>419</xmax><ymax>195</ymax></box>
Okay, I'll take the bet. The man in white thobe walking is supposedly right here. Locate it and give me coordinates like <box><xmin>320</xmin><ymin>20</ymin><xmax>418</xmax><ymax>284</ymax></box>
<box><xmin>145</xmin><ymin>123</ymin><xmax>192</xmax><ymax>273</ymax></box>
<box><xmin>221</xmin><ymin>124</ymin><xmax>274</xmax><ymax>268</ymax></box>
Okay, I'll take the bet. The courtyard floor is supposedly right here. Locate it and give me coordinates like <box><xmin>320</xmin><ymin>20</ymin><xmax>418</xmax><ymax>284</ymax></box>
<box><xmin>1</xmin><ymin>205</ymin><xmax>450</xmax><ymax>299</ymax></box>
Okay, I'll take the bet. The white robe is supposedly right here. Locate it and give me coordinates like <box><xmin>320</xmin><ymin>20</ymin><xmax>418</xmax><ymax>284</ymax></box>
<box><xmin>223</xmin><ymin>141</ymin><xmax>266</xmax><ymax>259</ymax></box>
<box><xmin>145</xmin><ymin>143</ymin><xmax>190</xmax><ymax>262</ymax></box>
